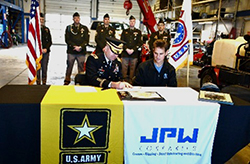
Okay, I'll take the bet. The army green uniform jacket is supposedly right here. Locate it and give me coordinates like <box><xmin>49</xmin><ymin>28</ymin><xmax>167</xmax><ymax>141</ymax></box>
<box><xmin>65</xmin><ymin>23</ymin><xmax>89</xmax><ymax>54</ymax></box>
<box><xmin>95</xmin><ymin>25</ymin><xmax>115</xmax><ymax>54</ymax></box>
<box><xmin>121</xmin><ymin>28</ymin><xmax>142</xmax><ymax>58</ymax></box>
<box><xmin>148</xmin><ymin>31</ymin><xmax>170</xmax><ymax>52</ymax></box>
<box><xmin>86</xmin><ymin>53</ymin><xmax>122</xmax><ymax>88</ymax></box>
<box><xmin>41</xmin><ymin>25</ymin><xmax>52</xmax><ymax>52</ymax></box>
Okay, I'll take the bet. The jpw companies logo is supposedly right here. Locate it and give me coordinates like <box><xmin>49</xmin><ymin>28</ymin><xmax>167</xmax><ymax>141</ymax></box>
<box><xmin>60</xmin><ymin>109</ymin><xmax>111</xmax><ymax>163</ymax></box>
<box><xmin>140</xmin><ymin>128</ymin><xmax>199</xmax><ymax>143</ymax></box>
<box><xmin>133</xmin><ymin>127</ymin><xmax>201</xmax><ymax>157</ymax></box>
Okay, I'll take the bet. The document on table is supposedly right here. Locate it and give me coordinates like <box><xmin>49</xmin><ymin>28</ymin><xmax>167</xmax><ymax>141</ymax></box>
<box><xmin>117</xmin><ymin>90</ymin><xmax>165</xmax><ymax>101</ymax></box>
<box><xmin>198</xmin><ymin>90</ymin><xmax>233</xmax><ymax>105</ymax></box>
<box><xmin>74</xmin><ymin>86</ymin><xmax>97</xmax><ymax>93</ymax></box>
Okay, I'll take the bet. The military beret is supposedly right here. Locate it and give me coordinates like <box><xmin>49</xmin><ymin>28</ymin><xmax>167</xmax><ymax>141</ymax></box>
<box><xmin>103</xmin><ymin>13</ymin><xmax>110</xmax><ymax>19</ymax></box>
<box><xmin>40</xmin><ymin>13</ymin><xmax>44</xmax><ymax>18</ymax></box>
<box><xmin>158</xmin><ymin>18</ymin><xmax>164</xmax><ymax>24</ymax></box>
<box><xmin>73</xmin><ymin>12</ymin><xmax>80</xmax><ymax>17</ymax></box>
<box><xmin>106</xmin><ymin>37</ymin><xmax>126</xmax><ymax>55</ymax></box>
<box><xmin>129</xmin><ymin>15</ymin><xmax>135</xmax><ymax>20</ymax></box>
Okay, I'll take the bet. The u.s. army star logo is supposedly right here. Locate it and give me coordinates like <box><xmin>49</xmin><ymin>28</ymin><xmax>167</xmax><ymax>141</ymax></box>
<box><xmin>60</xmin><ymin>108</ymin><xmax>111</xmax><ymax>150</ymax></box>
<box><xmin>68</xmin><ymin>115</ymin><xmax>102</xmax><ymax>145</ymax></box>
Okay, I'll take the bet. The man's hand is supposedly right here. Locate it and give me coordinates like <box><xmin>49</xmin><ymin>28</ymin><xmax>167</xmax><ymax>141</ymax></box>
<box><xmin>102</xmin><ymin>47</ymin><xmax>106</xmax><ymax>52</ymax></box>
<box><xmin>111</xmin><ymin>81</ymin><xmax>133</xmax><ymax>89</ymax></box>
<box><xmin>126</xmin><ymin>49</ymin><xmax>134</xmax><ymax>55</ymax></box>
<box><xmin>73</xmin><ymin>46</ymin><xmax>82</xmax><ymax>52</ymax></box>
<box><xmin>42</xmin><ymin>49</ymin><xmax>47</xmax><ymax>53</ymax></box>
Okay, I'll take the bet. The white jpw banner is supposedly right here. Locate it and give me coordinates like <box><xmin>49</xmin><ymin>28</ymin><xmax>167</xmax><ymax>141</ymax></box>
<box><xmin>124</xmin><ymin>87</ymin><xmax>220</xmax><ymax>164</ymax></box>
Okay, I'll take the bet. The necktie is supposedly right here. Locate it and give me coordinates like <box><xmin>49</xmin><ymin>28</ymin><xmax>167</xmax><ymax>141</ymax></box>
<box><xmin>108</xmin><ymin>60</ymin><xmax>111</xmax><ymax>68</ymax></box>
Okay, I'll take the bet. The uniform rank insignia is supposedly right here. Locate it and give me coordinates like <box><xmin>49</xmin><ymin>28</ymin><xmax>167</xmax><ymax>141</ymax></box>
<box><xmin>163</xmin><ymin>36</ymin><xmax>168</xmax><ymax>41</ymax></box>
<box><xmin>163</xmin><ymin>73</ymin><xmax>168</xmax><ymax>79</ymax></box>
<box><xmin>109</xmin><ymin>30</ymin><xmax>113</xmax><ymax>35</ymax></box>
<box><xmin>116</xmin><ymin>57</ymin><xmax>121</xmax><ymax>62</ymax></box>
<box><xmin>91</xmin><ymin>53</ymin><xmax>98</xmax><ymax>59</ymax></box>
<box><xmin>98</xmin><ymin>67</ymin><xmax>105</xmax><ymax>75</ymax></box>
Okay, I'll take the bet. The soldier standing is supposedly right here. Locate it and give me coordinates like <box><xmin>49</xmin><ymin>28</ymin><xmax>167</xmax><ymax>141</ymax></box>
<box><xmin>36</xmin><ymin>13</ymin><xmax>52</xmax><ymax>85</ymax></box>
<box><xmin>120</xmin><ymin>15</ymin><xmax>142</xmax><ymax>83</ymax></box>
<box><xmin>64</xmin><ymin>12</ymin><xmax>89</xmax><ymax>85</ymax></box>
<box><xmin>148</xmin><ymin>18</ymin><xmax>170</xmax><ymax>58</ymax></box>
<box><xmin>95</xmin><ymin>13</ymin><xmax>116</xmax><ymax>54</ymax></box>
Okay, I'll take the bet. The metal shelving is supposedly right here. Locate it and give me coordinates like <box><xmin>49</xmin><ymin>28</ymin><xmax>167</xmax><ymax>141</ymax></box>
<box><xmin>0</xmin><ymin>0</ymin><xmax>25</xmax><ymax>45</ymax></box>
<box><xmin>192</xmin><ymin>17</ymin><xmax>218</xmax><ymax>22</ymax></box>
<box><xmin>153</xmin><ymin>0</ymin><xmax>240</xmax><ymax>40</ymax></box>
<box><xmin>154</xmin><ymin>0</ymin><xmax>219</xmax><ymax>14</ymax></box>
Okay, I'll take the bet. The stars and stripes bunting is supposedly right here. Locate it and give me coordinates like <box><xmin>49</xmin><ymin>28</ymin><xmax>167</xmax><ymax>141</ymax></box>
<box><xmin>26</xmin><ymin>0</ymin><xmax>42</xmax><ymax>85</ymax></box>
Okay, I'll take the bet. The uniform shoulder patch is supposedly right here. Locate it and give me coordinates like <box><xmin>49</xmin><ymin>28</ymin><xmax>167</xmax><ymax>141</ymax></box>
<box><xmin>91</xmin><ymin>53</ymin><xmax>98</xmax><ymax>59</ymax></box>
<box><xmin>116</xmin><ymin>57</ymin><xmax>121</xmax><ymax>62</ymax></box>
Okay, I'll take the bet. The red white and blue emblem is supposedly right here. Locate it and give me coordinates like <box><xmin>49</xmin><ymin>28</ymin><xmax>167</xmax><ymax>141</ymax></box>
<box><xmin>173</xmin><ymin>20</ymin><xmax>187</xmax><ymax>47</ymax></box>
<box><xmin>168</xmin><ymin>1</ymin><xmax>193</xmax><ymax>69</ymax></box>
<box><xmin>171</xmin><ymin>19</ymin><xmax>189</xmax><ymax>61</ymax></box>
<box><xmin>171</xmin><ymin>41</ymin><xmax>189</xmax><ymax>61</ymax></box>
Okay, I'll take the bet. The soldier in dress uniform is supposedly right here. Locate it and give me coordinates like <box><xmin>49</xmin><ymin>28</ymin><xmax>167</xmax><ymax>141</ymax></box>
<box><xmin>120</xmin><ymin>15</ymin><xmax>143</xmax><ymax>83</ymax></box>
<box><xmin>95</xmin><ymin>13</ymin><xmax>116</xmax><ymax>54</ymax></box>
<box><xmin>86</xmin><ymin>37</ymin><xmax>132</xmax><ymax>89</ymax></box>
<box><xmin>64</xmin><ymin>12</ymin><xmax>89</xmax><ymax>85</ymax></box>
<box><xmin>148</xmin><ymin>18</ymin><xmax>171</xmax><ymax>58</ymax></box>
<box><xmin>36</xmin><ymin>13</ymin><xmax>52</xmax><ymax>85</ymax></box>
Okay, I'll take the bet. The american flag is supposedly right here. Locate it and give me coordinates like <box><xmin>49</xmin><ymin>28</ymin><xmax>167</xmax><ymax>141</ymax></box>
<box><xmin>26</xmin><ymin>0</ymin><xmax>42</xmax><ymax>85</ymax></box>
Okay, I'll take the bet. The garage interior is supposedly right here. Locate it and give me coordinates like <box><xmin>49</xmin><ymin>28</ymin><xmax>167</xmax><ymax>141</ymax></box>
<box><xmin>1</xmin><ymin>0</ymin><xmax>250</xmax><ymax>90</ymax></box>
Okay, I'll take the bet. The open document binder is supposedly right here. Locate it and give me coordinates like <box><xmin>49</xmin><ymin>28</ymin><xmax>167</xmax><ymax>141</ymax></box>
<box><xmin>198</xmin><ymin>90</ymin><xmax>234</xmax><ymax>105</ymax></box>
<box><xmin>117</xmin><ymin>91</ymin><xmax>165</xmax><ymax>101</ymax></box>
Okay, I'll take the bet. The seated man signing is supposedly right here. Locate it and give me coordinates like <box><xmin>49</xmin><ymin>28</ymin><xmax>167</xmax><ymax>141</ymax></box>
<box><xmin>86</xmin><ymin>37</ymin><xmax>132</xmax><ymax>89</ymax></box>
<box><xmin>133</xmin><ymin>39</ymin><xmax>177</xmax><ymax>87</ymax></box>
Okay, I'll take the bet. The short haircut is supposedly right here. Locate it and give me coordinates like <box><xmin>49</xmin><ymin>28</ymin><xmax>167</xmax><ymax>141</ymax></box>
<box><xmin>153</xmin><ymin>39</ymin><xmax>171</xmax><ymax>52</ymax></box>
<box><xmin>129</xmin><ymin>15</ymin><xmax>135</xmax><ymax>20</ymax></box>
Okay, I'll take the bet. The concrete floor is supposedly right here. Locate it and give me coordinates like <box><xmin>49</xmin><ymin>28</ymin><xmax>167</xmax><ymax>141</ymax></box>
<box><xmin>0</xmin><ymin>44</ymin><xmax>201</xmax><ymax>89</ymax></box>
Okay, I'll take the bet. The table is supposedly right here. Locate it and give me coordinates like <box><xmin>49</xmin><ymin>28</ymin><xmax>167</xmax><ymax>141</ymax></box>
<box><xmin>0</xmin><ymin>85</ymin><xmax>49</xmax><ymax>164</ymax></box>
<box><xmin>0</xmin><ymin>85</ymin><xmax>124</xmax><ymax>164</ymax></box>
<box><xmin>0</xmin><ymin>85</ymin><xmax>249</xmax><ymax>164</ymax></box>
<box><xmin>212</xmin><ymin>96</ymin><xmax>250</xmax><ymax>163</ymax></box>
<box><xmin>122</xmin><ymin>87</ymin><xmax>220</xmax><ymax>164</ymax></box>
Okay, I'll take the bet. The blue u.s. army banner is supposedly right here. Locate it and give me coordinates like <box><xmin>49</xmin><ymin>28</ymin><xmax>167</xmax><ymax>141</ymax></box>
<box><xmin>41</xmin><ymin>86</ymin><xmax>123</xmax><ymax>164</ymax></box>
